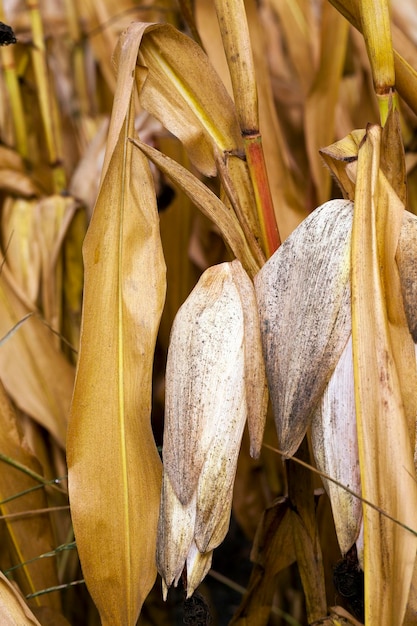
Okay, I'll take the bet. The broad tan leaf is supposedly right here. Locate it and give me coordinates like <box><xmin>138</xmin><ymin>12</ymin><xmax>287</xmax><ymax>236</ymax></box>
<box><xmin>67</xmin><ymin>24</ymin><xmax>166</xmax><ymax>625</ymax></box>
<box><xmin>0</xmin><ymin>381</ymin><xmax>61</xmax><ymax>610</ymax></box>
<box><xmin>0</xmin><ymin>571</ymin><xmax>41</xmax><ymax>626</ymax></box>
<box><xmin>255</xmin><ymin>199</ymin><xmax>352</xmax><ymax>457</ymax></box>
<box><xmin>351</xmin><ymin>123</ymin><xmax>417</xmax><ymax>626</ymax></box>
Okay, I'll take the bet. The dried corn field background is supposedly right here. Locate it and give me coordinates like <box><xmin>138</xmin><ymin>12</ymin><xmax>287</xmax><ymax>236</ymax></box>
<box><xmin>0</xmin><ymin>0</ymin><xmax>417</xmax><ymax>625</ymax></box>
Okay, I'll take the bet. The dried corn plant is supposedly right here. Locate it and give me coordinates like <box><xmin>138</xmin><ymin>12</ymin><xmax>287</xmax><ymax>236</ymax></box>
<box><xmin>0</xmin><ymin>0</ymin><xmax>417</xmax><ymax>625</ymax></box>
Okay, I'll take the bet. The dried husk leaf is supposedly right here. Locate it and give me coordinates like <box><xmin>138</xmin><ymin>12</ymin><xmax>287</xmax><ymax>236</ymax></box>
<box><xmin>67</xmin><ymin>25</ymin><xmax>166</xmax><ymax>625</ymax></box>
<box><xmin>254</xmin><ymin>199</ymin><xmax>353</xmax><ymax>457</ymax></box>
<box><xmin>232</xmin><ymin>260</ymin><xmax>268</xmax><ymax>458</ymax></box>
<box><xmin>0</xmin><ymin>571</ymin><xmax>41</xmax><ymax>626</ymax></box>
<box><xmin>351</xmin><ymin>123</ymin><xmax>417</xmax><ymax>626</ymax></box>
<box><xmin>311</xmin><ymin>336</ymin><xmax>362</xmax><ymax>555</ymax></box>
<box><xmin>163</xmin><ymin>260</ymin><xmax>265</xmax><ymax>501</ymax></box>
<box><xmin>229</xmin><ymin>497</ymin><xmax>296</xmax><ymax>626</ymax></box>
<box><xmin>159</xmin><ymin>260</ymin><xmax>266</xmax><ymax>597</ymax></box>
<box><xmin>319</xmin><ymin>129</ymin><xmax>365</xmax><ymax>200</ymax></box>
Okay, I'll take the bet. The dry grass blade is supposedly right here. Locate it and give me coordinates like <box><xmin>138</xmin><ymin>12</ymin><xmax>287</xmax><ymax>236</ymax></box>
<box><xmin>351</xmin><ymin>122</ymin><xmax>417</xmax><ymax>625</ymax></box>
<box><xmin>67</xmin><ymin>24</ymin><xmax>166</xmax><ymax>625</ymax></box>
<box><xmin>0</xmin><ymin>382</ymin><xmax>61</xmax><ymax>611</ymax></box>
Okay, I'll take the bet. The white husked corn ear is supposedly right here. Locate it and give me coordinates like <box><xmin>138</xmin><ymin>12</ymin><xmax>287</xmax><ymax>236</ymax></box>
<box><xmin>254</xmin><ymin>199</ymin><xmax>353</xmax><ymax>458</ymax></box>
<box><xmin>157</xmin><ymin>260</ymin><xmax>268</xmax><ymax>598</ymax></box>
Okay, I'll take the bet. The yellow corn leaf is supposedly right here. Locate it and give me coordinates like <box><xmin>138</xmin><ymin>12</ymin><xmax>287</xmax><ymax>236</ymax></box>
<box><xmin>351</xmin><ymin>123</ymin><xmax>417</xmax><ymax>625</ymax></box>
<box><xmin>134</xmin><ymin>20</ymin><xmax>267</xmax><ymax>252</ymax></box>
<box><xmin>0</xmin><ymin>381</ymin><xmax>61</xmax><ymax>610</ymax></box>
<box><xmin>304</xmin><ymin>2</ymin><xmax>349</xmax><ymax>205</ymax></box>
<box><xmin>0</xmin><ymin>571</ymin><xmax>41</xmax><ymax>626</ymax></box>
<box><xmin>134</xmin><ymin>22</ymin><xmax>242</xmax><ymax>177</ymax></box>
<box><xmin>67</xmin><ymin>23</ymin><xmax>166</xmax><ymax>626</ymax></box>
<box><xmin>0</xmin><ymin>274</ymin><xmax>73</xmax><ymax>447</ymax></box>
<box><xmin>255</xmin><ymin>199</ymin><xmax>352</xmax><ymax>457</ymax></box>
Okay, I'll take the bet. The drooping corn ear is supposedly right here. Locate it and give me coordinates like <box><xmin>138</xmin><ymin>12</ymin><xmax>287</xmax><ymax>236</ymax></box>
<box><xmin>254</xmin><ymin>199</ymin><xmax>353</xmax><ymax>457</ymax></box>
<box><xmin>158</xmin><ymin>259</ymin><xmax>267</xmax><ymax>598</ymax></box>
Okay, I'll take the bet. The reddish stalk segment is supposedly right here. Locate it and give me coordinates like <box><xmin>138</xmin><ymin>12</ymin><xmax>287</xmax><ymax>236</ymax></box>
<box><xmin>244</xmin><ymin>133</ymin><xmax>281</xmax><ymax>257</ymax></box>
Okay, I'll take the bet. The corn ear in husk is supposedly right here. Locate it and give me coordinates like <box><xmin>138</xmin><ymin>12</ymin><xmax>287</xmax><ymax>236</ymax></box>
<box><xmin>254</xmin><ymin>198</ymin><xmax>353</xmax><ymax>457</ymax></box>
<box><xmin>158</xmin><ymin>260</ymin><xmax>267</xmax><ymax>598</ymax></box>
